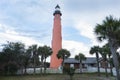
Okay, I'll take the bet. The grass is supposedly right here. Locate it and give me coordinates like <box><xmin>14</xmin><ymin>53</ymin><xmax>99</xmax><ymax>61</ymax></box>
<box><xmin>0</xmin><ymin>73</ymin><xmax>115</xmax><ymax>80</ymax></box>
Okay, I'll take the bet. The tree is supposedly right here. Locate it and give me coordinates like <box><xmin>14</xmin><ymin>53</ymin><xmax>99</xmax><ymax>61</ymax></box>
<box><xmin>22</xmin><ymin>48</ymin><xmax>32</xmax><ymax>74</ymax></box>
<box><xmin>99</xmin><ymin>46</ymin><xmax>108</xmax><ymax>77</ymax></box>
<box><xmin>117</xmin><ymin>52</ymin><xmax>120</xmax><ymax>66</ymax></box>
<box><xmin>42</xmin><ymin>46</ymin><xmax>52</xmax><ymax>73</ymax></box>
<box><xmin>0</xmin><ymin>41</ymin><xmax>25</xmax><ymax>75</ymax></box>
<box><xmin>57</xmin><ymin>49</ymin><xmax>70</xmax><ymax>72</ymax></box>
<box><xmin>94</xmin><ymin>15</ymin><xmax>120</xmax><ymax>80</ymax></box>
<box><xmin>103</xmin><ymin>43</ymin><xmax>113</xmax><ymax>76</ymax></box>
<box><xmin>4</xmin><ymin>61</ymin><xmax>18</xmax><ymax>75</ymax></box>
<box><xmin>75</xmin><ymin>53</ymin><xmax>86</xmax><ymax>73</ymax></box>
<box><xmin>109</xmin><ymin>58</ymin><xmax>114</xmax><ymax>76</ymax></box>
<box><xmin>0</xmin><ymin>52</ymin><xmax>4</xmax><ymax>74</ymax></box>
<box><xmin>38</xmin><ymin>46</ymin><xmax>44</xmax><ymax>74</ymax></box>
<box><xmin>28</xmin><ymin>44</ymin><xmax>39</xmax><ymax>75</ymax></box>
<box><xmin>89</xmin><ymin>46</ymin><xmax>101</xmax><ymax>76</ymax></box>
<box><xmin>38</xmin><ymin>45</ymin><xmax>52</xmax><ymax>74</ymax></box>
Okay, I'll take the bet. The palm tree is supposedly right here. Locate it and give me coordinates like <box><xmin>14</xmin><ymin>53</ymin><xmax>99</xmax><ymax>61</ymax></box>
<box><xmin>109</xmin><ymin>58</ymin><xmax>114</xmax><ymax>76</ymax></box>
<box><xmin>28</xmin><ymin>44</ymin><xmax>38</xmax><ymax>74</ymax></box>
<box><xmin>75</xmin><ymin>53</ymin><xmax>86</xmax><ymax>73</ymax></box>
<box><xmin>23</xmin><ymin>48</ymin><xmax>32</xmax><ymax>74</ymax></box>
<box><xmin>57</xmin><ymin>49</ymin><xmax>70</xmax><ymax>71</ymax></box>
<box><xmin>38</xmin><ymin>46</ymin><xmax>44</xmax><ymax>74</ymax></box>
<box><xmin>43</xmin><ymin>46</ymin><xmax>52</xmax><ymax>73</ymax></box>
<box><xmin>94</xmin><ymin>15</ymin><xmax>120</xmax><ymax>80</ymax></box>
<box><xmin>89</xmin><ymin>46</ymin><xmax>101</xmax><ymax>76</ymax></box>
<box><xmin>103</xmin><ymin>43</ymin><xmax>113</xmax><ymax>76</ymax></box>
<box><xmin>117</xmin><ymin>52</ymin><xmax>120</xmax><ymax>66</ymax></box>
<box><xmin>38</xmin><ymin>45</ymin><xmax>52</xmax><ymax>74</ymax></box>
<box><xmin>99</xmin><ymin>46</ymin><xmax>108</xmax><ymax>77</ymax></box>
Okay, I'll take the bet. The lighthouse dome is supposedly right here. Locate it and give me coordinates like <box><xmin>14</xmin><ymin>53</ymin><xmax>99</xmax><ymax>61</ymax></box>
<box><xmin>53</xmin><ymin>4</ymin><xmax>62</xmax><ymax>16</ymax></box>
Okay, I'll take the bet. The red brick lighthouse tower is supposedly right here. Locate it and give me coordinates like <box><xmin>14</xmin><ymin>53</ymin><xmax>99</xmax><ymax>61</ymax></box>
<box><xmin>50</xmin><ymin>5</ymin><xmax>62</xmax><ymax>68</ymax></box>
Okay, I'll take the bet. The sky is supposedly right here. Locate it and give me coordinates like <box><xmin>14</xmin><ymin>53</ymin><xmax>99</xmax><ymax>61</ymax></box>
<box><xmin>0</xmin><ymin>0</ymin><xmax>120</xmax><ymax>61</ymax></box>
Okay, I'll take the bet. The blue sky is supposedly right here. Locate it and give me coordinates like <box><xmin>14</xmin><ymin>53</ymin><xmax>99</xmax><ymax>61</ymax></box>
<box><xmin>0</xmin><ymin>0</ymin><xmax>120</xmax><ymax>59</ymax></box>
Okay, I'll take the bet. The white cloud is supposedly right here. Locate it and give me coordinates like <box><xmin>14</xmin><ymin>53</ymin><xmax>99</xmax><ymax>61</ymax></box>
<box><xmin>75</xmin><ymin>21</ymin><xmax>94</xmax><ymax>39</ymax></box>
<box><xmin>0</xmin><ymin>24</ymin><xmax>43</xmax><ymax>46</ymax></box>
<box><xmin>74</xmin><ymin>20</ymin><xmax>107</xmax><ymax>47</ymax></box>
<box><xmin>62</xmin><ymin>40</ymin><xmax>93</xmax><ymax>58</ymax></box>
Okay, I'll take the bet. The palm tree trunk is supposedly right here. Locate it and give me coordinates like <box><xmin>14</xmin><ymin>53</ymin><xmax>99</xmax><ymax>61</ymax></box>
<box><xmin>21</xmin><ymin>66</ymin><xmax>24</xmax><ymax>75</ymax></box>
<box><xmin>80</xmin><ymin>63</ymin><xmax>82</xmax><ymax>73</ymax></box>
<box><xmin>62</xmin><ymin>55</ymin><xmax>65</xmax><ymax>73</ymax></box>
<box><xmin>44</xmin><ymin>58</ymin><xmax>47</xmax><ymax>74</ymax></box>
<box><xmin>79</xmin><ymin>60</ymin><xmax>82</xmax><ymax>73</ymax></box>
<box><xmin>40</xmin><ymin>63</ymin><xmax>42</xmax><ymax>74</ymax></box>
<box><xmin>33</xmin><ymin>58</ymin><xmax>35</xmax><ymax>75</ymax></box>
<box><xmin>110</xmin><ymin>63</ymin><xmax>113</xmax><ymax>76</ymax></box>
<box><xmin>62</xmin><ymin>59</ymin><xmax>64</xmax><ymax>73</ymax></box>
<box><xmin>108</xmin><ymin>55</ymin><xmax>113</xmax><ymax>76</ymax></box>
<box><xmin>40</xmin><ymin>59</ymin><xmax>43</xmax><ymax>74</ymax></box>
<box><xmin>24</xmin><ymin>66</ymin><xmax>27</xmax><ymax>74</ymax></box>
<box><xmin>33</xmin><ymin>53</ymin><xmax>37</xmax><ymax>75</ymax></box>
<box><xmin>105</xmin><ymin>61</ymin><xmax>108</xmax><ymax>77</ymax></box>
<box><xmin>109</xmin><ymin>41</ymin><xmax>120</xmax><ymax>80</ymax></box>
<box><xmin>96</xmin><ymin>53</ymin><xmax>100</xmax><ymax>76</ymax></box>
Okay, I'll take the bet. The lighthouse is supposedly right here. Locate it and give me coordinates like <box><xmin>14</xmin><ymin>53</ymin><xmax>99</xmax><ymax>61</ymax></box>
<box><xmin>50</xmin><ymin>5</ymin><xmax>62</xmax><ymax>68</ymax></box>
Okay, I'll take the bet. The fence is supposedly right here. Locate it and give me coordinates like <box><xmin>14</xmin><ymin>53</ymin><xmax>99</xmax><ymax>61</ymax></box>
<box><xmin>17</xmin><ymin>67</ymin><xmax>117</xmax><ymax>76</ymax></box>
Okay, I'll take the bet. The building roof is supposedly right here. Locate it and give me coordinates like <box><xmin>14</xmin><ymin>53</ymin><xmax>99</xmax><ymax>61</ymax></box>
<box><xmin>64</xmin><ymin>57</ymin><xmax>97</xmax><ymax>64</ymax></box>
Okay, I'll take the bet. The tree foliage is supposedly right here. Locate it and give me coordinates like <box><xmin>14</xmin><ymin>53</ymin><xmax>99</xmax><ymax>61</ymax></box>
<box><xmin>38</xmin><ymin>45</ymin><xmax>52</xmax><ymax>74</ymax></box>
<box><xmin>57</xmin><ymin>49</ymin><xmax>70</xmax><ymax>72</ymax></box>
<box><xmin>0</xmin><ymin>42</ymin><xmax>25</xmax><ymax>75</ymax></box>
<box><xmin>89</xmin><ymin>46</ymin><xmax>101</xmax><ymax>76</ymax></box>
<box><xmin>75</xmin><ymin>53</ymin><xmax>86</xmax><ymax>73</ymax></box>
<box><xmin>0</xmin><ymin>42</ymin><xmax>52</xmax><ymax>75</ymax></box>
<box><xmin>94</xmin><ymin>15</ymin><xmax>120</xmax><ymax>80</ymax></box>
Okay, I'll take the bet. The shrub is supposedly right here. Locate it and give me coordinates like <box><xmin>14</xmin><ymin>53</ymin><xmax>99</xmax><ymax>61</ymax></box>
<box><xmin>63</xmin><ymin>67</ymin><xmax>75</xmax><ymax>80</ymax></box>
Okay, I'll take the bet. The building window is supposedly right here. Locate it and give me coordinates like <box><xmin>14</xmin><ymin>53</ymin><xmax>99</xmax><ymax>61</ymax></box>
<box><xmin>70</xmin><ymin>64</ymin><xmax>74</xmax><ymax>68</ymax></box>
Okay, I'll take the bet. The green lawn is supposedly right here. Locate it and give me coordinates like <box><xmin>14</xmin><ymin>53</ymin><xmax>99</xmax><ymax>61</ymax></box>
<box><xmin>0</xmin><ymin>74</ymin><xmax>115</xmax><ymax>80</ymax></box>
